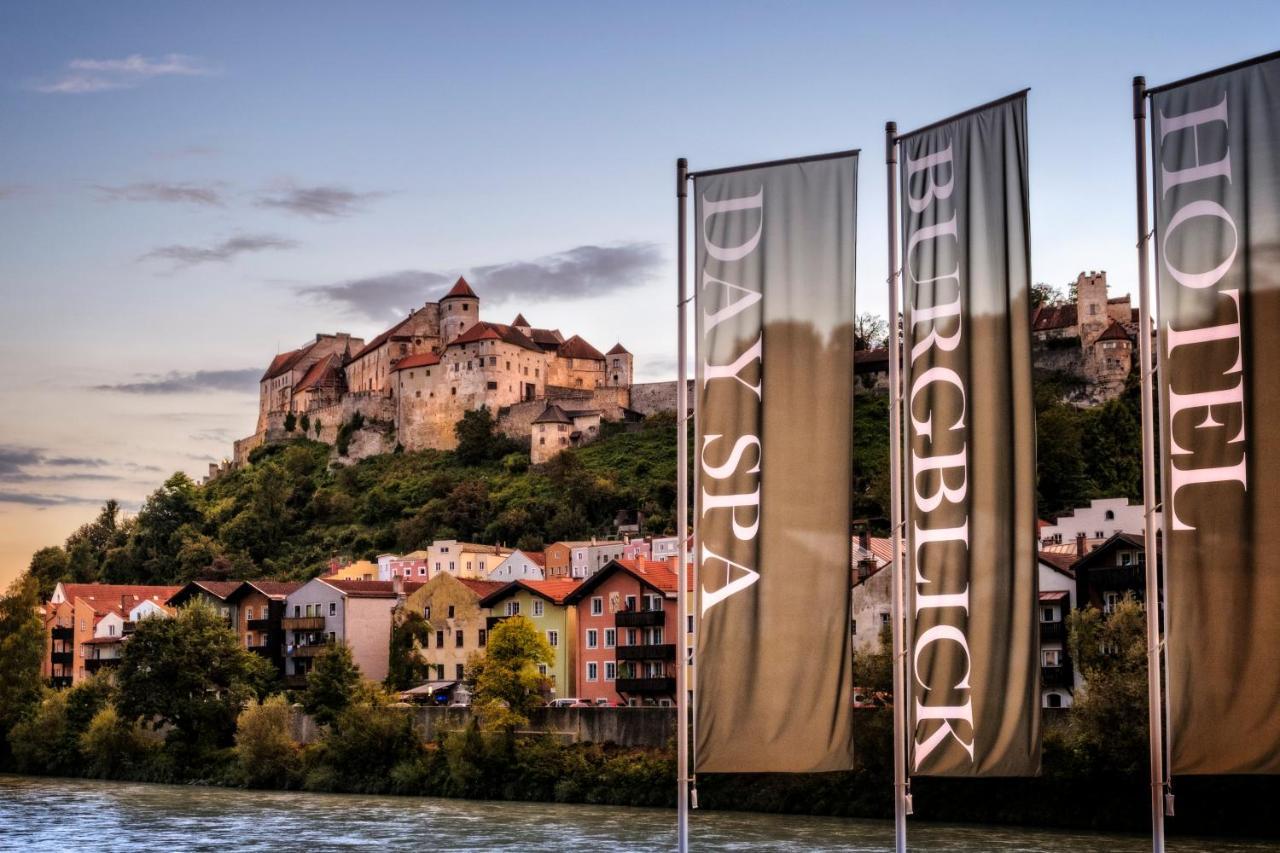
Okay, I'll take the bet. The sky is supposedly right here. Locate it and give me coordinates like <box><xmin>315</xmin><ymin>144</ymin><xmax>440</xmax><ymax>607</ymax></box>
<box><xmin>0</xmin><ymin>1</ymin><xmax>1275</xmax><ymax>588</ymax></box>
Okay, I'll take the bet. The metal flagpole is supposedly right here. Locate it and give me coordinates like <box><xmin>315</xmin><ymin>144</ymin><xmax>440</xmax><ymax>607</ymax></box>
<box><xmin>1132</xmin><ymin>76</ymin><xmax>1167</xmax><ymax>853</ymax></box>
<box><xmin>885</xmin><ymin>121</ymin><xmax>910</xmax><ymax>853</ymax></box>
<box><xmin>675</xmin><ymin>156</ymin><xmax>691</xmax><ymax>853</ymax></box>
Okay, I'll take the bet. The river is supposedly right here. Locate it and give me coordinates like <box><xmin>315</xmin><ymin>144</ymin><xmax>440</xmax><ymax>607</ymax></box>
<box><xmin>1</xmin><ymin>775</ymin><xmax>1277</xmax><ymax>851</ymax></box>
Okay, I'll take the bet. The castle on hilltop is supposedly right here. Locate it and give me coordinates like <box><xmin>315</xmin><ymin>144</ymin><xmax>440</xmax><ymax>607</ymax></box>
<box><xmin>232</xmin><ymin>277</ymin><xmax>650</xmax><ymax>467</ymax></box>
<box><xmin>1030</xmin><ymin>270</ymin><xmax>1140</xmax><ymax>404</ymax></box>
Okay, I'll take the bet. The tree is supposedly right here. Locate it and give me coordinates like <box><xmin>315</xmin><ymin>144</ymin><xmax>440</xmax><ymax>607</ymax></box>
<box><xmin>115</xmin><ymin>600</ymin><xmax>275</xmax><ymax>750</ymax></box>
<box><xmin>284</xmin><ymin>412</ymin><xmax>297</xmax><ymax>433</ymax></box>
<box><xmin>0</xmin><ymin>574</ymin><xmax>46</xmax><ymax>762</ymax></box>
<box><xmin>1068</xmin><ymin>595</ymin><xmax>1150</xmax><ymax>775</ymax></box>
<box><xmin>1031</xmin><ymin>282</ymin><xmax>1062</xmax><ymax>309</ymax></box>
<box><xmin>133</xmin><ymin>474</ymin><xmax>203</xmax><ymax>580</ymax></box>
<box><xmin>386</xmin><ymin>610</ymin><xmax>433</xmax><ymax>691</ymax></box>
<box><xmin>854</xmin><ymin>312</ymin><xmax>889</xmax><ymax>351</ymax></box>
<box><xmin>302</xmin><ymin>642</ymin><xmax>361</xmax><ymax>726</ymax></box>
<box><xmin>454</xmin><ymin>406</ymin><xmax>518</xmax><ymax>466</ymax></box>
<box><xmin>467</xmin><ymin>615</ymin><xmax>554</xmax><ymax>730</ymax></box>
<box><xmin>234</xmin><ymin>695</ymin><xmax>301</xmax><ymax>788</ymax></box>
<box><xmin>27</xmin><ymin>546</ymin><xmax>70</xmax><ymax>599</ymax></box>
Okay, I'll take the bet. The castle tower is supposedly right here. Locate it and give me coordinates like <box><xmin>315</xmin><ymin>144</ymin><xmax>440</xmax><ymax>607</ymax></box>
<box><xmin>1074</xmin><ymin>270</ymin><xmax>1109</xmax><ymax>347</ymax></box>
<box><xmin>605</xmin><ymin>342</ymin><xmax>633</xmax><ymax>387</ymax></box>
<box><xmin>512</xmin><ymin>313</ymin><xmax>532</xmax><ymax>337</ymax></box>
<box><xmin>440</xmin><ymin>276</ymin><xmax>479</xmax><ymax>343</ymax></box>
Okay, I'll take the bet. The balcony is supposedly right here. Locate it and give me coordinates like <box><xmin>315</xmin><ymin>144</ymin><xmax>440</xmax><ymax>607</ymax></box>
<box><xmin>1041</xmin><ymin>660</ymin><xmax>1075</xmax><ymax>688</ymax></box>
<box><xmin>51</xmin><ymin>676</ymin><xmax>72</xmax><ymax>689</ymax></box>
<box><xmin>617</xmin><ymin>643</ymin><xmax>676</xmax><ymax>662</ymax></box>
<box><xmin>616</xmin><ymin>610</ymin><xmax>664</xmax><ymax>628</ymax></box>
<box><xmin>51</xmin><ymin>651</ymin><xmax>73</xmax><ymax>666</ymax></box>
<box><xmin>282</xmin><ymin>616</ymin><xmax>326</xmax><ymax>631</ymax></box>
<box><xmin>50</xmin><ymin>626</ymin><xmax>73</xmax><ymax>642</ymax></box>
<box><xmin>1090</xmin><ymin>566</ymin><xmax>1143</xmax><ymax>590</ymax></box>
<box><xmin>85</xmin><ymin>658</ymin><xmax>121</xmax><ymax>673</ymax></box>
<box><xmin>248</xmin><ymin>645</ymin><xmax>273</xmax><ymax>657</ymax></box>
<box><xmin>289</xmin><ymin>642</ymin><xmax>332</xmax><ymax>658</ymax></box>
<box><xmin>122</xmin><ymin>621</ymin><xmax>136</xmax><ymax>635</ymax></box>
<box><xmin>1039</xmin><ymin>620</ymin><xmax>1066</xmax><ymax>641</ymax></box>
<box><xmin>617</xmin><ymin>677</ymin><xmax>676</xmax><ymax>695</ymax></box>
<box><xmin>247</xmin><ymin>618</ymin><xmax>273</xmax><ymax>631</ymax></box>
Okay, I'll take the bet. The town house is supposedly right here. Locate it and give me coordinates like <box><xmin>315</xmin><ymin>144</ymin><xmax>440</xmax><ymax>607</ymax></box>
<box><xmin>282</xmin><ymin>578</ymin><xmax>420</xmax><ymax>686</ymax></box>
<box><xmin>42</xmin><ymin>583</ymin><xmax>180</xmax><ymax>687</ymax></box>
<box><xmin>226</xmin><ymin>580</ymin><xmax>302</xmax><ymax>674</ymax></box>
<box><xmin>478</xmin><ymin>579</ymin><xmax>581</xmax><ymax>701</ymax></box>
<box><xmin>402</xmin><ymin>575</ymin><xmax>504</xmax><ymax>688</ymax></box>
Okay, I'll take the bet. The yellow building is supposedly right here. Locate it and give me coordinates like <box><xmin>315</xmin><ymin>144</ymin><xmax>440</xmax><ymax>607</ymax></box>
<box><xmin>402</xmin><ymin>574</ymin><xmax>505</xmax><ymax>685</ymax></box>
<box><xmin>326</xmin><ymin>559</ymin><xmax>379</xmax><ymax>581</ymax></box>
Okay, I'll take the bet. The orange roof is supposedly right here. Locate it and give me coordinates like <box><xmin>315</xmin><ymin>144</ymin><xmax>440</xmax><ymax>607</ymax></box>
<box><xmin>556</xmin><ymin>335</ymin><xmax>605</xmax><ymax>361</ymax></box>
<box><xmin>512</xmin><ymin>313</ymin><xmax>530</xmax><ymax>326</ymax></box>
<box><xmin>59</xmin><ymin>584</ymin><xmax>183</xmax><ymax>611</ymax></box>
<box><xmin>455</xmin><ymin>578</ymin><xmax>507</xmax><ymax>598</ymax></box>
<box><xmin>293</xmin><ymin>355</ymin><xmax>346</xmax><ymax>393</ymax></box>
<box><xmin>1031</xmin><ymin>304</ymin><xmax>1078</xmax><ymax>333</ymax></box>
<box><xmin>606</xmin><ymin>342</ymin><xmax>630</xmax><ymax>356</ymax></box>
<box><xmin>479</xmin><ymin>578</ymin><xmax>583</xmax><ymax>607</ymax></box>
<box><xmin>1097</xmin><ymin>320</ymin><xmax>1130</xmax><ymax>342</ymax></box>
<box><xmin>449</xmin><ymin>321</ymin><xmax>542</xmax><ymax>353</ymax></box>
<box><xmin>261</xmin><ymin>348</ymin><xmax>303</xmax><ymax>381</ymax></box>
<box><xmin>323</xmin><ymin>579</ymin><xmax>425</xmax><ymax>598</ymax></box>
<box><xmin>349</xmin><ymin>315</ymin><xmax>415</xmax><ymax>362</ymax></box>
<box><xmin>391</xmin><ymin>351</ymin><xmax>441</xmax><ymax>372</ymax></box>
<box><xmin>1039</xmin><ymin>551</ymin><xmax>1077</xmax><ymax>577</ymax></box>
<box><xmin>443</xmin><ymin>276</ymin><xmax>477</xmax><ymax>299</ymax></box>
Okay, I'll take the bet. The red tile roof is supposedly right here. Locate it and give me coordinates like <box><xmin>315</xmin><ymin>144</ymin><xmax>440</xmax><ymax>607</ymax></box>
<box><xmin>294</xmin><ymin>355</ymin><xmax>346</xmax><ymax>393</ymax></box>
<box><xmin>58</xmin><ymin>584</ymin><xmax>183</xmax><ymax>610</ymax></box>
<box><xmin>323</xmin><ymin>579</ymin><xmax>425</xmax><ymax>598</ymax></box>
<box><xmin>443</xmin><ymin>276</ymin><xmax>477</xmax><ymax>299</ymax></box>
<box><xmin>349</xmin><ymin>315</ymin><xmax>415</xmax><ymax>362</ymax></box>
<box><xmin>529</xmin><ymin>328</ymin><xmax>564</xmax><ymax>350</ymax></box>
<box><xmin>449</xmin><ymin>321</ymin><xmax>542</xmax><ymax>353</ymax></box>
<box><xmin>261</xmin><ymin>348</ymin><xmax>304</xmax><ymax>381</ymax></box>
<box><xmin>512</xmin><ymin>313</ymin><xmax>530</xmax><ymax>327</ymax></box>
<box><xmin>479</xmin><ymin>578</ymin><xmax>583</xmax><ymax>607</ymax></box>
<box><xmin>1039</xmin><ymin>552</ymin><xmax>1077</xmax><ymax>577</ymax></box>
<box><xmin>1097</xmin><ymin>320</ymin><xmax>1130</xmax><ymax>342</ymax></box>
<box><xmin>606</xmin><ymin>342</ymin><xmax>630</xmax><ymax>356</ymax></box>
<box><xmin>1031</xmin><ymin>304</ymin><xmax>1078</xmax><ymax>333</ymax></box>
<box><xmin>556</xmin><ymin>335</ymin><xmax>605</xmax><ymax>361</ymax></box>
<box><xmin>456</xmin><ymin>578</ymin><xmax>507</xmax><ymax>598</ymax></box>
<box><xmin>391</xmin><ymin>351</ymin><xmax>441</xmax><ymax>372</ymax></box>
<box><xmin>230</xmin><ymin>580</ymin><xmax>303</xmax><ymax>601</ymax></box>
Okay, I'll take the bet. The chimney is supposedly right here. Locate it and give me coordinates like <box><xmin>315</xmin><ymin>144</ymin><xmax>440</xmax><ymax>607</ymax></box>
<box><xmin>858</xmin><ymin>529</ymin><xmax>870</xmax><ymax>552</ymax></box>
<box><xmin>1076</xmin><ymin>531</ymin><xmax>1087</xmax><ymax>558</ymax></box>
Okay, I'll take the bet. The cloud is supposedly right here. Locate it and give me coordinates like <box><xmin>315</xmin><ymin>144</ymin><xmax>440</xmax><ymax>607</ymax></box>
<box><xmin>140</xmin><ymin>234</ymin><xmax>298</xmax><ymax>268</ymax></box>
<box><xmin>0</xmin><ymin>445</ymin><xmax>139</xmax><ymax>486</ymax></box>
<box><xmin>255</xmin><ymin>183</ymin><xmax>387</xmax><ymax>218</ymax></box>
<box><xmin>298</xmin><ymin>243</ymin><xmax>662</xmax><ymax>324</ymax></box>
<box><xmin>298</xmin><ymin>270</ymin><xmax>452</xmax><ymax>323</ymax></box>
<box><xmin>30</xmin><ymin>53</ymin><xmax>214</xmax><ymax>95</ymax></box>
<box><xmin>93</xmin><ymin>368</ymin><xmax>261</xmax><ymax>395</ymax></box>
<box><xmin>0</xmin><ymin>491</ymin><xmax>109</xmax><ymax>507</ymax></box>
<box><xmin>94</xmin><ymin>181</ymin><xmax>225</xmax><ymax>207</ymax></box>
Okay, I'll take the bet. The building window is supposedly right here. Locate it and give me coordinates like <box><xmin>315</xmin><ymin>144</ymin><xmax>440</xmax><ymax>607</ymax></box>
<box><xmin>456</xmin><ymin>663</ymin><xmax>465</xmax><ymax>681</ymax></box>
<box><xmin>605</xmin><ymin>628</ymin><xmax>616</xmax><ymax>648</ymax></box>
<box><xmin>505</xmin><ymin>601</ymin><xmax>520</xmax><ymax>617</ymax></box>
<box><xmin>447</xmin><ymin>605</ymin><xmax>455</xmax><ymax>619</ymax></box>
<box><xmin>625</xmin><ymin>595</ymin><xmax>636</xmax><ymax>611</ymax></box>
<box><xmin>1042</xmin><ymin>649</ymin><xmax>1062</xmax><ymax>667</ymax></box>
<box><xmin>605</xmin><ymin>661</ymin><xmax>616</xmax><ymax>681</ymax></box>
<box><xmin>1103</xmin><ymin>591</ymin><xmax>1123</xmax><ymax>615</ymax></box>
<box><xmin>537</xmin><ymin>664</ymin><xmax>548</xmax><ymax>676</ymax></box>
<box><xmin>591</xmin><ymin>597</ymin><xmax>604</xmax><ymax>616</ymax></box>
<box><xmin>1041</xmin><ymin>607</ymin><xmax>1056</xmax><ymax>623</ymax></box>
<box><xmin>455</xmin><ymin>630</ymin><xmax>464</xmax><ymax>648</ymax></box>
<box><xmin>478</xmin><ymin>629</ymin><xmax>487</xmax><ymax>647</ymax></box>
<box><xmin>532</xmin><ymin>599</ymin><xmax>545</xmax><ymax>617</ymax></box>
<box><xmin>436</xmin><ymin>630</ymin><xmax>445</xmax><ymax>648</ymax></box>
<box><xmin>587</xmin><ymin>662</ymin><xmax>598</xmax><ymax>682</ymax></box>
<box><xmin>329</xmin><ymin>602</ymin><xmax>336</xmax><ymax>616</ymax></box>
<box><xmin>1047</xmin><ymin>693</ymin><xmax>1063</xmax><ymax>709</ymax></box>
<box><xmin>547</xmin><ymin>630</ymin><xmax>559</xmax><ymax>648</ymax></box>
<box><xmin>586</xmin><ymin>629</ymin><xmax>598</xmax><ymax>649</ymax></box>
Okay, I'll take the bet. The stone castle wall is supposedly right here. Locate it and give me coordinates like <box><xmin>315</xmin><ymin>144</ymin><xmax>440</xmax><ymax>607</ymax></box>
<box><xmin>629</xmin><ymin>380</ymin><xmax>692</xmax><ymax>416</ymax></box>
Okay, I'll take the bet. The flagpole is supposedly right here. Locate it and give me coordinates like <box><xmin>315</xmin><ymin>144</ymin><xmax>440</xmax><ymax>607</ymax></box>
<box><xmin>1132</xmin><ymin>75</ymin><xmax>1167</xmax><ymax>853</ymax></box>
<box><xmin>885</xmin><ymin>120</ymin><xmax>909</xmax><ymax>853</ymax></box>
<box><xmin>675</xmin><ymin>156</ymin><xmax>691</xmax><ymax>853</ymax></box>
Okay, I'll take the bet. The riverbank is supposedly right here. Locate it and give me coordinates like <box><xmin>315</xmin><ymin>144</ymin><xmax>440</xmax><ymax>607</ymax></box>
<box><xmin>6</xmin><ymin>775</ymin><xmax>1279</xmax><ymax>853</ymax></box>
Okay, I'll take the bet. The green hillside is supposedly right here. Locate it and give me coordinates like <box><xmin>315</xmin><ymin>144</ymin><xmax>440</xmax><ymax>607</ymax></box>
<box><xmin>24</xmin><ymin>382</ymin><xmax>1143</xmax><ymax>597</ymax></box>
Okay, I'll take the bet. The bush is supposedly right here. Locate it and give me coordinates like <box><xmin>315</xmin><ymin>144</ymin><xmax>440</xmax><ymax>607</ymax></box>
<box><xmin>234</xmin><ymin>696</ymin><xmax>301</xmax><ymax>789</ymax></box>
<box><xmin>8</xmin><ymin>690</ymin><xmax>69</xmax><ymax>775</ymax></box>
<box><xmin>80</xmin><ymin>707</ymin><xmax>155</xmax><ymax>779</ymax></box>
<box><xmin>317</xmin><ymin>698</ymin><xmax>422</xmax><ymax>793</ymax></box>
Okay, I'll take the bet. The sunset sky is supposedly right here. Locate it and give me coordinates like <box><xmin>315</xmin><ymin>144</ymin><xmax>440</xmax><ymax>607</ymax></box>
<box><xmin>1</xmin><ymin>1</ymin><xmax>1275</xmax><ymax>587</ymax></box>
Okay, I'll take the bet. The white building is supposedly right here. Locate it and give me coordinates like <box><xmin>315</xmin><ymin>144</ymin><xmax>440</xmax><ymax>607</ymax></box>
<box><xmin>487</xmin><ymin>549</ymin><xmax>546</xmax><ymax>583</ymax></box>
<box><xmin>1040</xmin><ymin>498</ymin><xmax>1160</xmax><ymax>554</ymax></box>
<box><xmin>1038</xmin><ymin>553</ymin><xmax>1079</xmax><ymax>709</ymax></box>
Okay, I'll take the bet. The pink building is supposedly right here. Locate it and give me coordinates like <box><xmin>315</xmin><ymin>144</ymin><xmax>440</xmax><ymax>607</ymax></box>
<box><xmin>565</xmin><ymin>558</ymin><xmax>677</xmax><ymax>706</ymax></box>
<box><xmin>620</xmin><ymin>538</ymin><xmax>652</xmax><ymax>561</ymax></box>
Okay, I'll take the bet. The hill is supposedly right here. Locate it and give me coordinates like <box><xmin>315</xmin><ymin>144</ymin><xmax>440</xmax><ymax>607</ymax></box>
<box><xmin>24</xmin><ymin>385</ymin><xmax>1143</xmax><ymax>598</ymax></box>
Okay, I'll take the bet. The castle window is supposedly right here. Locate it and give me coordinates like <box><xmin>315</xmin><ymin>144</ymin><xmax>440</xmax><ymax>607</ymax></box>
<box><xmin>463</xmin><ymin>304</ymin><xmax>470</xmax><ymax>311</ymax></box>
<box><xmin>535</xmin><ymin>368</ymin><xmax>539</xmax><ymax>377</ymax></box>
<box><xmin>451</xmin><ymin>388</ymin><xmax>457</xmax><ymax>396</ymax></box>
<box><xmin>539</xmin><ymin>437</ymin><xmax>545</xmax><ymax>446</ymax></box>
<box><xmin>489</xmin><ymin>357</ymin><xmax>496</xmax><ymax>366</ymax></box>
<box><xmin>506</xmin><ymin>361</ymin><xmax>511</xmax><ymax>370</ymax></box>
<box><xmin>415</xmin><ymin>390</ymin><xmax>421</xmax><ymax>398</ymax></box>
<box><xmin>426</xmin><ymin>369</ymin><xmax>431</xmax><ymax>376</ymax></box>
<box><xmin>487</xmin><ymin>381</ymin><xmax>498</xmax><ymax>390</ymax></box>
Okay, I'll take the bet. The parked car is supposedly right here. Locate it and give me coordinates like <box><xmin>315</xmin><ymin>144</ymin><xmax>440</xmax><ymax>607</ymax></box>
<box><xmin>548</xmin><ymin>698</ymin><xmax>589</xmax><ymax>708</ymax></box>
<box><xmin>593</xmin><ymin>698</ymin><xmax>620</xmax><ymax>707</ymax></box>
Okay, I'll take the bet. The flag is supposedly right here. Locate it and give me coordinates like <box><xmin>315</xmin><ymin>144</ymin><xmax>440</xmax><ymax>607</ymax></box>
<box><xmin>1150</xmin><ymin>51</ymin><xmax>1280</xmax><ymax>775</ymax></box>
<box><xmin>694</xmin><ymin>152</ymin><xmax>858</xmax><ymax>772</ymax></box>
<box><xmin>899</xmin><ymin>92</ymin><xmax>1041</xmax><ymax>776</ymax></box>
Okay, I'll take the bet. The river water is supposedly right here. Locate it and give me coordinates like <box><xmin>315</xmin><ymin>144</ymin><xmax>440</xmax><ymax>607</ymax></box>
<box><xmin>1</xmin><ymin>775</ymin><xmax>1276</xmax><ymax>852</ymax></box>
